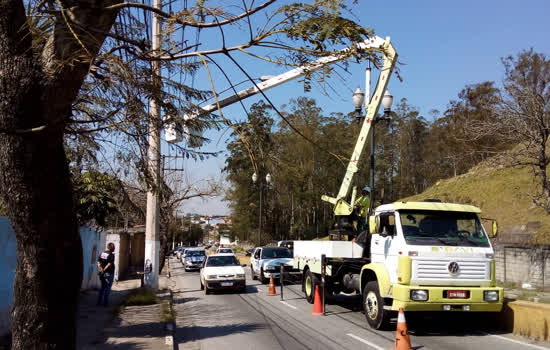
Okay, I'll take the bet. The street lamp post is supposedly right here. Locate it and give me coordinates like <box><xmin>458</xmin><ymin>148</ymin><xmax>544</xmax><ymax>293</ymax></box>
<box><xmin>252</xmin><ymin>172</ymin><xmax>271</xmax><ymax>246</ymax></box>
<box><xmin>353</xmin><ymin>88</ymin><xmax>393</xmax><ymax>211</ymax></box>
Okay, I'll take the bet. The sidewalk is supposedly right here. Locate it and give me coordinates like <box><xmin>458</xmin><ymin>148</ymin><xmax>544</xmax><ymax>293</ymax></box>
<box><xmin>77</xmin><ymin>271</ymin><xmax>174</xmax><ymax>349</ymax></box>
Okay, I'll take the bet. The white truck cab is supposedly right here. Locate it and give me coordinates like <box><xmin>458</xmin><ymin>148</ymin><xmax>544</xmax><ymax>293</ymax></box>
<box><xmin>294</xmin><ymin>201</ymin><xmax>503</xmax><ymax>330</ymax></box>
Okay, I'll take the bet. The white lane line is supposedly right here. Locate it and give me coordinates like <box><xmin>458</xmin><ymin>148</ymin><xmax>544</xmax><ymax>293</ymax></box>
<box><xmin>280</xmin><ymin>300</ymin><xmax>297</xmax><ymax>310</ymax></box>
<box><xmin>346</xmin><ymin>333</ymin><xmax>386</xmax><ymax>350</ymax></box>
<box><xmin>481</xmin><ymin>332</ymin><xmax>550</xmax><ymax>350</ymax></box>
<box><xmin>256</xmin><ymin>287</ymin><xmax>263</xmax><ymax>292</ymax></box>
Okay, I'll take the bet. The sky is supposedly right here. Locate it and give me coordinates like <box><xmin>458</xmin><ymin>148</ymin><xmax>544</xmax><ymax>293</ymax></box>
<box><xmin>168</xmin><ymin>0</ymin><xmax>550</xmax><ymax>216</ymax></box>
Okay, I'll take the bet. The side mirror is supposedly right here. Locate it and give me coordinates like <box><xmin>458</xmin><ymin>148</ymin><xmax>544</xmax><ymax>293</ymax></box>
<box><xmin>492</xmin><ymin>221</ymin><xmax>498</xmax><ymax>237</ymax></box>
<box><xmin>482</xmin><ymin>218</ymin><xmax>498</xmax><ymax>238</ymax></box>
<box><xmin>369</xmin><ymin>216</ymin><xmax>380</xmax><ymax>234</ymax></box>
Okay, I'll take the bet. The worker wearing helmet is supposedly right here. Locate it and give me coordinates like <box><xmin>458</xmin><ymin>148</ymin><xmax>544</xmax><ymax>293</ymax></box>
<box><xmin>354</xmin><ymin>186</ymin><xmax>371</xmax><ymax>233</ymax></box>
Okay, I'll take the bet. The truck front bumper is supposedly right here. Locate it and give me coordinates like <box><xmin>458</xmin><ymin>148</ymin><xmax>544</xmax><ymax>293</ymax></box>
<box><xmin>391</xmin><ymin>285</ymin><xmax>503</xmax><ymax>312</ymax></box>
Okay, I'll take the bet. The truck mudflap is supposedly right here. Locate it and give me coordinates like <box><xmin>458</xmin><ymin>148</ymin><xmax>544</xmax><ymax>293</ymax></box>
<box><xmin>391</xmin><ymin>285</ymin><xmax>503</xmax><ymax>312</ymax></box>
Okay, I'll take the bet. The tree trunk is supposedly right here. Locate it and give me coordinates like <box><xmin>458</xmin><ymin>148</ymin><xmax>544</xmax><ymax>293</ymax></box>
<box><xmin>1</xmin><ymin>0</ymin><xmax>120</xmax><ymax>347</ymax></box>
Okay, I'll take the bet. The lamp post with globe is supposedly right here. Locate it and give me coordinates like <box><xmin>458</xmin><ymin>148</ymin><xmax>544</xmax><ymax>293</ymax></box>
<box><xmin>252</xmin><ymin>172</ymin><xmax>272</xmax><ymax>245</ymax></box>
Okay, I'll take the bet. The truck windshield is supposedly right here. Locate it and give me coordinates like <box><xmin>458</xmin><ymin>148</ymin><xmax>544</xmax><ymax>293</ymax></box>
<box><xmin>399</xmin><ymin>210</ymin><xmax>490</xmax><ymax>247</ymax></box>
<box><xmin>261</xmin><ymin>248</ymin><xmax>292</xmax><ymax>259</ymax></box>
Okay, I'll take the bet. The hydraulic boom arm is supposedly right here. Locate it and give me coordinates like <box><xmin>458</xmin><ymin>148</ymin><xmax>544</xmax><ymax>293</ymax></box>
<box><xmin>321</xmin><ymin>37</ymin><xmax>398</xmax><ymax>216</ymax></box>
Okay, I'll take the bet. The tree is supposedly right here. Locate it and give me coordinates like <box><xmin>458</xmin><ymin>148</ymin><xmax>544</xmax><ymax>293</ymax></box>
<box><xmin>1</xmin><ymin>1</ymin><xmax>373</xmax><ymax>347</ymax></box>
<box><xmin>459</xmin><ymin>50</ymin><xmax>550</xmax><ymax>212</ymax></box>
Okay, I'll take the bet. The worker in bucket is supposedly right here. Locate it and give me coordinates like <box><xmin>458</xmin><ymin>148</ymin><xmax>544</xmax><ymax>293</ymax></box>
<box><xmin>353</xmin><ymin>186</ymin><xmax>371</xmax><ymax>233</ymax></box>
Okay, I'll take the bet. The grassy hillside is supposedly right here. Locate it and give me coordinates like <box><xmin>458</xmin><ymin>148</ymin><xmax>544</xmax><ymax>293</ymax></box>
<box><xmin>403</xmin><ymin>165</ymin><xmax>550</xmax><ymax>243</ymax></box>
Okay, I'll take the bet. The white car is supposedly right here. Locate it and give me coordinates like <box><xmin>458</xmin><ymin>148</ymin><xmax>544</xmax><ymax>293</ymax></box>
<box><xmin>216</xmin><ymin>247</ymin><xmax>234</xmax><ymax>254</ymax></box>
<box><xmin>250</xmin><ymin>247</ymin><xmax>301</xmax><ymax>284</ymax></box>
<box><xmin>200</xmin><ymin>254</ymin><xmax>246</xmax><ymax>294</ymax></box>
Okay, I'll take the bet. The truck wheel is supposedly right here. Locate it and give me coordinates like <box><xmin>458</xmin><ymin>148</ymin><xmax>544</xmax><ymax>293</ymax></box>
<box><xmin>260</xmin><ymin>268</ymin><xmax>268</xmax><ymax>284</ymax></box>
<box><xmin>363</xmin><ymin>281</ymin><xmax>390</xmax><ymax>330</ymax></box>
<box><xmin>251</xmin><ymin>265</ymin><xmax>257</xmax><ymax>280</ymax></box>
<box><xmin>304</xmin><ymin>270</ymin><xmax>317</xmax><ymax>304</ymax></box>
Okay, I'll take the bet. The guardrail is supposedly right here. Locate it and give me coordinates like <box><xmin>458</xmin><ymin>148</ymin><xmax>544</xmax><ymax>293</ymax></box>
<box><xmin>499</xmin><ymin>299</ymin><xmax>550</xmax><ymax>341</ymax></box>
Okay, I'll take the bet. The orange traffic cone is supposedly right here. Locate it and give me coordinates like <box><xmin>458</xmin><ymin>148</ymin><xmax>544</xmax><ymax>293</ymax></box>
<box><xmin>311</xmin><ymin>285</ymin><xmax>323</xmax><ymax>315</ymax></box>
<box><xmin>267</xmin><ymin>276</ymin><xmax>277</xmax><ymax>296</ymax></box>
<box><xmin>393</xmin><ymin>308</ymin><xmax>412</xmax><ymax>350</ymax></box>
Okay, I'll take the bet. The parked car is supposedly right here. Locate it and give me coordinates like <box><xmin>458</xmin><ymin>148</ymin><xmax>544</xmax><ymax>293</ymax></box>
<box><xmin>183</xmin><ymin>249</ymin><xmax>206</xmax><ymax>271</ymax></box>
<box><xmin>175</xmin><ymin>246</ymin><xmax>187</xmax><ymax>259</ymax></box>
<box><xmin>200</xmin><ymin>254</ymin><xmax>246</xmax><ymax>294</ymax></box>
<box><xmin>216</xmin><ymin>247</ymin><xmax>234</xmax><ymax>254</ymax></box>
<box><xmin>180</xmin><ymin>248</ymin><xmax>192</xmax><ymax>263</ymax></box>
<box><xmin>250</xmin><ymin>247</ymin><xmax>301</xmax><ymax>284</ymax></box>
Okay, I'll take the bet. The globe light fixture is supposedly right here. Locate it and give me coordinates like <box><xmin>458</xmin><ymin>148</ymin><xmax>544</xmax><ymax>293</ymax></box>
<box><xmin>382</xmin><ymin>90</ymin><xmax>393</xmax><ymax>115</ymax></box>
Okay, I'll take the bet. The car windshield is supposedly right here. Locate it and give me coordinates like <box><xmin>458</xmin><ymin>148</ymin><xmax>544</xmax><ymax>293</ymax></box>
<box><xmin>187</xmin><ymin>250</ymin><xmax>205</xmax><ymax>256</ymax></box>
<box><xmin>219</xmin><ymin>249</ymin><xmax>232</xmax><ymax>253</ymax></box>
<box><xmin>399</xmin><ymin>210</ymin><xmax>490</xmax><ymax>247</ymax></box>
<box><xmin>261</xmin><ymin>248</ymin><xmax>292</xmax><ymax>259</ymax></box>
<box><xmin>206</xmin><ymin>256</ymin><xmax>240</xmax><ymax>267</ymax></box>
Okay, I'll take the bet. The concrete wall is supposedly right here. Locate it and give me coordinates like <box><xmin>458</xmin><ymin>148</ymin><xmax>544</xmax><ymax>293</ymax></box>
<box><xmin>495</xmin><ymin>245</ymin><xmax>550</xmax><ymax>289</ymax></box>
<box><xmin>80</xmin><ymin>226</ymin><xmax>105</xmax><ymax>290</ymax></box>
<box><xmin>0</xmin><ymin>217</ymin><xmax>104</xmax><ymax>336</ymax></box>
<box><xmin>105</xmin><ymin>232</ymin><xmax>131</xmax><ymax>281</ymax></box>
<box><xmin>0</xmin><ymin>217</ymin><xmax>16</xmax><ymax>337</ymax></box>
<box><xmin>130</xmin><ymin>233</ymin><xmax>145</xmax><ymax>266</ymax></box>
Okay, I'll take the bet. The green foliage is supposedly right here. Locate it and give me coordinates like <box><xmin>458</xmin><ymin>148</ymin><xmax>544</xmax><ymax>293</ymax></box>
<box><xmin>73</xmin><ymin>170</ymin><xmax>120</xmax><ymax>226</ymax></box>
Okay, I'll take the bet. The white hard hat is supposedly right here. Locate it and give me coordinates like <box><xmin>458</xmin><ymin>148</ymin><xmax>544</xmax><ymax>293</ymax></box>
<box><xmin>363</xmin><ymin>186</ymin><xmax>371</xmax><ymax>192</ymax></box>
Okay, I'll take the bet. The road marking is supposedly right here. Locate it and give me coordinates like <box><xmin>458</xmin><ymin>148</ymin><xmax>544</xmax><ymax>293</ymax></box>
<box><xmin>165</xmin><ymin>335</ymin><xmax>173</xmax><ymax>345</ymax></box>
<box><xmin>280</xmin><ymin>301</ymin><xmax>297</xmax><ymax>310</ymax></box>
<box><xmin>481</xmin><ymin>332</ymin><xmax>550</xmax><ymax>350</ymax></box>
<box><xmin>346</xmin><ymin>333</ymin><xmax>386</xmax><ymax>350</ymax></box>
<box><xmin>256</xmin><ymin>287</ymin><xmax>263</xmax><ymax>292</ymax></box>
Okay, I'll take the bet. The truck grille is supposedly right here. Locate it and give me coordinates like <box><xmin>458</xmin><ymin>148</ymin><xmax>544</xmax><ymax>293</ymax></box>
<box><xmin>412</xmin><ymin>258</ymin><xmax>489</xmax><ymax>282</ymax></box>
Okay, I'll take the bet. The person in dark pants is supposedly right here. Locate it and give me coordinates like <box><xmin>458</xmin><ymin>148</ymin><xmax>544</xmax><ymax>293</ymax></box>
<box><xmin>96</xmin><ymin>242</ymin><xmax>115</xmax><ymax>307</ymax></box>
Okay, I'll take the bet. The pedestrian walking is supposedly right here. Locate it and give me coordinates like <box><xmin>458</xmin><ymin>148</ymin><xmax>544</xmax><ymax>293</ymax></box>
<box><xmin>97</xmin><ymin>242</ymin><xmax>115</xmax><ymax>307</ymax></box>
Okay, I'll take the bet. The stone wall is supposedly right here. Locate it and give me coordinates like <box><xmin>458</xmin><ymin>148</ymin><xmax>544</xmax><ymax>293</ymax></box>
<box><xmin>495</xmin><ymin>245</ymin><xmax>550</xmax><ymax>289</ymax></box>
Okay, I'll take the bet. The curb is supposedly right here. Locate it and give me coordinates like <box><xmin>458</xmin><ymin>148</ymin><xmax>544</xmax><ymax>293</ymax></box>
<box><xmin>165</xmin><ymin>289</ymin><xmax>175</xmax><ymax>348</ymax></box>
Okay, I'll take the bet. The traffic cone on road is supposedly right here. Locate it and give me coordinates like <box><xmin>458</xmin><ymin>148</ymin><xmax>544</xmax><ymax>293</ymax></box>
<box><xmin>393</xmin><ymin>308</ymin><xmax>412</xmax><ymax>350</ymax></box>
<box><xmin>267</xmin><ymin>276</ymin><xmax>277</xmax><ymax>296</ymax></box>
<box><xmin>311</xmin><ymin>285</ymin><xmax>323</xmax><ymax>316</ymax></box>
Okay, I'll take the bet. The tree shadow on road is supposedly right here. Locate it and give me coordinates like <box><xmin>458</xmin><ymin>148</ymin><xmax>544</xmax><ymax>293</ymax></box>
<box><xmin>175</xmin><ymin>322</ymin><xmax>265</xmax><ymax>344</ymax></box>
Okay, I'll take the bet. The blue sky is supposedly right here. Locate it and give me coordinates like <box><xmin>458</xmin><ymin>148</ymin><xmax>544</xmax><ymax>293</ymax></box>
<box><xmin>171</xmin><ymin>0</ymin><xmax>550</xmax><ymax>215</ymax></box>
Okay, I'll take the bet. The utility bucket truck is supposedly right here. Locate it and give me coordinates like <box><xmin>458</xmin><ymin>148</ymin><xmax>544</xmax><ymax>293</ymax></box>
<box><xmin>291</xmin><ymin>36</ymin><xmax>503</xmax><ymax>330</ymax></box>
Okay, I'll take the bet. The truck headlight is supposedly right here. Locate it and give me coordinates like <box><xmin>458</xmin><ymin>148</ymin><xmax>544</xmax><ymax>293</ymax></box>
<box><xmin>484</xmin><ymin>290</ymin><xmax>499</xmax><ymax>301</ymax></box>
<box><xmin>265</xmin><ymin>266</ymin><xmax>278</xmax><ymax>272</ymax></box>
<box><xmin>410</xmin><ymin>289</ymin><xmax>429</xmax><ymax>301</ymax></box>
<box><xmin>206</xmin><ymin>275</ymin><xmax>217</xmax><ymax>280</ymax></box>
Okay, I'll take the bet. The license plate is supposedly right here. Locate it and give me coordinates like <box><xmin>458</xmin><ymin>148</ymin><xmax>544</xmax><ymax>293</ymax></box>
<box><xmin>447</xmin><ymin>290</ymin><xmax>467</xmax><ymax>299</ymax></box>
<box><xmin>221</xmin><ymin>282</ymin><xmax>233</xmax><ymax>287</ymax></box>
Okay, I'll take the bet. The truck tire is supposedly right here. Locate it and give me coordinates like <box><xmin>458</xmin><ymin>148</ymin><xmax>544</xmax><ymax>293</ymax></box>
<box><xmin>251</xmin><ymin>265</ymin><xmax>257</xmax><ymax>280</ymax></box>
<box><xmin>303</xmin><ymin>270</ymin><xmax>317</xmax><ymax>304</ymax></box>
<box><xmin>260</xmin><ymin>268</ymin><xmax>268</xmax><ymax>284</ymax></box>
<box><xmin>363</xmin><ymin>281</ymin><xmax>391</xmax><ymax>330</ymax></box>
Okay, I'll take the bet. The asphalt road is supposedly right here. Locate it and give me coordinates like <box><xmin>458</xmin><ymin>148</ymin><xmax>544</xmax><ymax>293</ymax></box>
<box><xmin>169</xmin><ymin>257</ymin><xmax>550</xmax><ymax>350</ymax></box>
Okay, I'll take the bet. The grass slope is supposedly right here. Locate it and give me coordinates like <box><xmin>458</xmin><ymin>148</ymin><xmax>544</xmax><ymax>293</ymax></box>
<box><xmin>404</xmin><ymin>165</ymin><xmax>550</xmax><ymax>243</ymax></box>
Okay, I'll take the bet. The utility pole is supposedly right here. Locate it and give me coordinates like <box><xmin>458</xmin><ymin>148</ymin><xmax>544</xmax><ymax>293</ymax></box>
<box><xmin>144</xmin><ymin>0</ymin><xmax>161</xmax><ymax>289</ymax></box>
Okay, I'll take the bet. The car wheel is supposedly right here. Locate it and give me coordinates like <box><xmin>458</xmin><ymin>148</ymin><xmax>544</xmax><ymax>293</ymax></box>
<box><xmin>363</xmin><ymin>281</ymin><xmax>391</xmax><ymax>330</ymax></box>
<box><xmin>251</xmin><ymin>265</ymin><xmax>257</xmax><ymax>280</ymax></box>
<box><xmin>260</xmin><ymin>268</ymin><xmax>268</xmax><ymax>284</ymax></box>
<box><xmin>205</xmin><ymin>284</ymin><xmax>210</xmax><ymax>295</ymax></box>
<box><xmin>200</xmin><ymin>280</ymin><xmax>204</xmax><ymax>290</ymax></box>
<box><xmin>304</xmin><ymin>269</ymin><xmax>317</xmax><ymax>304</ymax></box>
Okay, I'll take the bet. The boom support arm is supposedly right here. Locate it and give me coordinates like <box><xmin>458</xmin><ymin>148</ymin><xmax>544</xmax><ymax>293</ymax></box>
<box><xmin>321</xmin><ymin>37</ymin><xmax>398</xmax><ymax>216</ymax></box>
<box><xmin>166</xmin><ymin>36</ymin><xmax>393</xmax><ymax>144</ymax></box>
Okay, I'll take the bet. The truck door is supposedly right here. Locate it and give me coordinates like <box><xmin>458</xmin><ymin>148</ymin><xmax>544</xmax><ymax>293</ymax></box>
<box><xmin>254</xmin><ymin>248</ymin><xmax>262</xmax><ymax>272</ymax></box>
<box><xmin>371</xmin><ymin>212</ymin><xmax>399</xmax><ymax>281</ymax></box>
